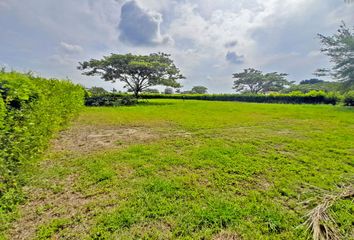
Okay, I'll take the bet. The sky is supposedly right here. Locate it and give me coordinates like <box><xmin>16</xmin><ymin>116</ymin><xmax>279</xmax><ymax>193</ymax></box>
<box><xmin>0</xmin><ymin>0</ymin><xmax>353</xmax><ymax>93</ymax></box>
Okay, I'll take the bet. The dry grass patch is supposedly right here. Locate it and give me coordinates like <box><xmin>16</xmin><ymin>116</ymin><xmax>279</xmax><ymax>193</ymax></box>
<box><xmin>8</xmin><ymin>174</ymin><xmax>92</xmax><ymax>239</ymax></box>
<box><xmin>213</xmin><ymin>231</ymin><xmax>242</xmax><ymax>240</ymax></box>
<box><xmin>51</xmin><ymin>124</ymin><xmax>159</xmax><ymax>154</ymax></box>
<box><xmin>304</xmin><ymin>186</ymin><xmax>354</xmax><ymax>240</ymax></box>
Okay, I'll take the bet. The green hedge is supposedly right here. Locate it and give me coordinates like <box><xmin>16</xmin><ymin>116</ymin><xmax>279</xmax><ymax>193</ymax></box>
<box><xmin>140</xmin><ymin>91</ymin><xmax>339</xmax><ymax>104</ymax></box>
<box><xmin>85</xmin><ymin>94</ymin><xmax>137</xmax><ymax>106</ymax></box>
<box><xmin>89</xmin><ymin>91</ymin><xmax>340</xmax><ymax>105</ymax></box>
<box><xmin>343</xmin><ymin>91</ymin><xmax>354</xmax><ymax>106</ymax></box>
<box><xmin>0</xmin><ymin>72</ymin><xmax>85</xmax><ymax>229</ymax></box>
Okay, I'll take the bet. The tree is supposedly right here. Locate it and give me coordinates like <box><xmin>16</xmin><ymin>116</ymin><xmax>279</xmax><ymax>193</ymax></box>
<box><xmin>300</xmin><ymin>78</ymin><xmax>324</xmax><ymax>85</ymax></box>
<box><xmin>164</xmin><ymin>87</ymin><xmax>173</xmax><ymax>94</ymax></box>
<box><xmin>232</xmin><ymin>68</ymin><xmax>291</xmax><ymax>94</ymax></box>
<box><xmin>316</xmin><ymin>22</ymin><xmax>354</xmax><ymax>88</ymax></box>
<box><xmin>78</xmin><ymin>53</ymin><xmax>185</xmax><ymax>98</ymax></box>
<box><xmin>143</xmin><ymin>88</ymin><xmax>160</xmax><ymax>93</ymax></box>
<box><xmin>87</xmin><ymin>86</ymin><xmax>108</xmax><ymax>95</ymax></box>
<box><xmin>282</xmin><ymin>81</ymin><xmax>342</xmax><ymax>93</ymax></box>
<box><xmin>191</xmin><ymin>86</ymin><xmax>208</xmax><ymax>94</ymax></box>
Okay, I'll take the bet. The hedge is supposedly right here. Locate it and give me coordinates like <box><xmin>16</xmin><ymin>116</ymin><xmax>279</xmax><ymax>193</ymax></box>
<box><xmin>85</xmin><ymin>94</ymin><xmax>137</xmax><ymax>106</ymax></box>
<box><xmin>142</xmin><ymin>91</ymin><xmax>340</xmax><ymax>104</ymax></box>
<box><xmin>0</xmin><ymin>72</ymin><xmax>85</xmax><ymax>229</ymax></box>
<box><xmin>343</xmin><ymin>91</ymin><xmax>354</xmax><ymax>106</ymax></box>
<box><xmin>87</xmin><ymin>91</ymin><xmax>340</xmax><ymax>105</ymax></box>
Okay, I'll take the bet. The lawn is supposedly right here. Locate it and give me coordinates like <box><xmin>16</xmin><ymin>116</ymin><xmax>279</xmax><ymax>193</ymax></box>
<box><xmin>7</xmin><ymin>100</ymin><xmax>354</xmax><ymax>239</ymax></box>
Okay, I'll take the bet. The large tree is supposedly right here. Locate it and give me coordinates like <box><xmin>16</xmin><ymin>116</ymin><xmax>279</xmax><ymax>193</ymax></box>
<box><xmin>232</xmin><ymin>68</ymin><xmax>291</xmax><ymax>94</ymax></box>
<box><xmin>316</xmin><ymin>22</ymin><xmax>354</xmax><ymax>88</ymax></box>
<box><xmin>191</xmin><ymin>86</ymin><xmax>208</xmax><ymax>94</ymax></box>
<box><xmin>87</xmin><ymin>86</ymin><xmax>108</xmax><ymax>95</ymax></box>
<box><xmin>78</xmin><ymin>53</ymin><xmax>185</xmax><ymax>98</ymax></box>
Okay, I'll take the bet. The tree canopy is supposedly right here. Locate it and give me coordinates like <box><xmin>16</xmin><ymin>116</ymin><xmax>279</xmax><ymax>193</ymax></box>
<box><xmin>164</xmin><ymin>87</ymin><xmax>173</xmax><ymax>94</ymax></box>
<box><xmin>78</xmin><ymin>53</ymin><xmax>185</xmax><ymax>97</ymax></box>
<box><xmin>316</xmin><ymin>22</ymin><xmax>354</xmax><ymax>87</ymax></box>
<box><xmin>87</xmin><ymin>86</ymin><xmax>108</xmax><ymax>95</ymax></box>
<box><xmin>191</xmin><ymin>86</ymin><xmax>208</xmax><ymax>94</ymax></box>
<box><xmin>232</xmin><ymin>68</ymin><xmax>291</xmax><ymax>94</ymax></box>
<box><xmin>299</xmin><ymin>78</ymin><xmax>324</xmax><ymax>85</ymax></box>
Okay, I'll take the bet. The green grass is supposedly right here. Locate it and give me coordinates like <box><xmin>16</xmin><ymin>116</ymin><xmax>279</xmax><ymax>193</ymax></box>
<box><xmin>7</xmin><ymin>100</ymin><xmax>354</xmax><ymax>239</ymax></box>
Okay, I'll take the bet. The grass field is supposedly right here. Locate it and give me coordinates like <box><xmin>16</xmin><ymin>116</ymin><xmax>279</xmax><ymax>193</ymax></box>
<box><xmin>7</xmin><ymin>99</ymin><xmax>354</xmax><ymax>239</ymax></box>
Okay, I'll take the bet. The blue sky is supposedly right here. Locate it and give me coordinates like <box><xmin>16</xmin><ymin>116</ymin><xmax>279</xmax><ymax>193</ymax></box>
<box><xmin>0</xmin><ymin>0</ymin><xmax>353</xmax><ymax>93</ymax></box>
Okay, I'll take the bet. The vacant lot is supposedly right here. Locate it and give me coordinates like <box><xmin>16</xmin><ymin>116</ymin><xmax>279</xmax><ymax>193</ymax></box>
<box><xmin>8</xmin><ymin>100</ymin><xmax>354</xmax><ymax>239</ymax></box>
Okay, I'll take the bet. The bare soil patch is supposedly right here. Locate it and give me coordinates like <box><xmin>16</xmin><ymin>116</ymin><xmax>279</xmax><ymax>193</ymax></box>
<box><xmin>213</xmin><ymin>231</ymin><xmax>242</xmax><ymax>240</ymax></box>
<box><xmin>51</xmin><ymin>124</ymin><xmax>160</xmax><ymax>154</ymax></box>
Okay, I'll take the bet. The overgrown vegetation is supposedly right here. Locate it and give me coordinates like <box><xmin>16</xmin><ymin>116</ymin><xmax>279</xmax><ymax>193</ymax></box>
<box><xmin>0</xmin><ymin>72</ymin><xmax>85</xmax><ymax>234</ymax></box>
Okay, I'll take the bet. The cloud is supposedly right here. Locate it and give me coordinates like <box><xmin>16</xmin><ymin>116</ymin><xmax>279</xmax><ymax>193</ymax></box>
<box><xmin>226</xmin><ymin>51</ymin><xmax>244</xmax><ymax>64</ymax></box>
<box><xmin>1</xmin><ymin>0</ymin><xmax>354</xmax><ymax>93</ymax></box>
<box><xmin>60</xmin><ymin>42</ymin><xmax>83</xmax><ymax>54</ymax></box>
<box><xmin>224</xmin><ymin>40</ymin><xmax>238</xmax><ymax>48</ymax></box>
<box><xmin>118</xmin><ymin>0</ymin><xmax>172</xmax><ymax>46</ymax></box>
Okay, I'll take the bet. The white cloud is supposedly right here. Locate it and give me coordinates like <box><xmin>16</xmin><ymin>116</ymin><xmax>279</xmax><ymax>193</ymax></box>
<box><xmin>118</xmin><ymin>0</ymin><xmax>173</xmax><ymax>46</ymax></box>
<box><xmin>60</xmin><ymin>42</ymin><xmax>83</xmax><ymax>54</ymax></box>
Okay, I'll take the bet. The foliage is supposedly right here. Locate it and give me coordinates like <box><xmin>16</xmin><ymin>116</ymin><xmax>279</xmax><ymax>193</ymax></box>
<box><xmin>299</xmin><ymin>78</ymin><xmax>324</xmax><ymax>85</ymax></box>
<box><xmin>343</xmin><ymin>91</ymin><xmax>354</xmax><ymax>106</ymax></box>
<box><xmin>116</xmin><ymin>91</ymin><xmax>340</xmax><ymax>105</ymax></box>
<box><xmin>233</xmin><ymin>68</ymin><xmax>292</xmax><ymax>94</ymax></box>
<box><xmin>191</xmin><ymin>85</ymin><xmax>208</xmax><ymax>94</ymax></box>
<box><xmin>0</xmin><ymin>71</ymin><xmax>84</xmax><ymax>232</ymax></box>
<box><xmin>12</xmin><ymin>100</ymin><xmax>353</xmax><ymax>239</ymax></box>
<box><xmin>78</xmin><ymin>53</ymin><xmax>185</xmax><ymax>98</ymax></box>
<box><xmin>164</xmin><ymin>87</ymin><xmax>174</xmax><ymax>94</ymax></box>
<box><xmin>316</xmin><ymin>22</ymin><xmax>354</xmax><ymax>86</ymax></box>
<box><xmin>87</xmin><ymin>86</ymin><xmax>108</xmax><ymax>96</ymax></box>
<box><xmin>143</xmin><ymin>88</ymin><xmax>160</xmax><ymax>94</ymax></box>
<box><xmin>181</xmin><ymin>90</ymin><xmax>193</xmax><ymax>94</ymax></box>
<box><xmin>85</xmin><ymin>94</ymin><xmax>137</xmax><ymax>107</ymax></box>
<box><xmin>282</xmin><ymin>81</ymin><xmax>343</xmax><ymax>93</ymax></box>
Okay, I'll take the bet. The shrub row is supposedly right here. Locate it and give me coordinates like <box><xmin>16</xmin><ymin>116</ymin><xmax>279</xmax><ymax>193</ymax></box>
<box><xmin>140</xmin><ymin>91</ymin><xmax>340</xmax><ymax>104</ymax></box>
<box><xmin>88</xmin><ymin>91</ymin><xmax>342</xmax><ymax>105</ymax></box>
<box><xmin>85</xmin><ymin>94</ymin><xmax>137</xmax><ymax>107</ymax></box>
<box><xmin>0</xmin><ymin>72</ymin><xmax>85</xmax><ymax>228</ymax></box>
<box><xmin>343</xmin><ymin>91</ymin><xmax>354</xmax><ymax>106</ymax></box>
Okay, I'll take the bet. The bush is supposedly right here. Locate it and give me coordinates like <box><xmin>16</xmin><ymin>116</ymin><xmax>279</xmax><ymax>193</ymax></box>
<box><xmin>87</xmin><ymin>91</ymin><xmax>341</xmax><ymax>105</ymax></box>
<box><xmin>343</xmin><ymin>91</ymin><xmax>354</xmax><ymax>106</ymax></box>
<box><xmin>135</xmin><ymin>91</ymin><xmax>340</xmax><ymax>105</ymax></box>
<box><xmin>85</xmin><ymin>94</ymin><xmax>137</xmax><ymax>107</ymax></box>
<box><xmin>0</xmin><ymin>72</ymin><xmax>85</xmax><ymax>227</ymax></box>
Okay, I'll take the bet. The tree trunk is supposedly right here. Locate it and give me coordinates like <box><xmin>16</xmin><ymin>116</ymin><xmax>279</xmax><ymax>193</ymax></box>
<box><xmin>133</xmin><ymin>90</ymin><xmax>139</xmax><ymax>99</ymax></box>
